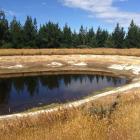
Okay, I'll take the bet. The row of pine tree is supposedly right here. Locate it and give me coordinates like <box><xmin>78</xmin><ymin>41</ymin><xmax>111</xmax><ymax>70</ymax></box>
<box><xmin>0</xmin><ymin>10</ymin><xmax>140</xmax><ymax>49</ymax></box>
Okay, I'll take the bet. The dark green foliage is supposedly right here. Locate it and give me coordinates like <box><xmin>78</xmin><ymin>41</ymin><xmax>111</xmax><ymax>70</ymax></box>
<box><xmin>87</xmin><ymin>27</ymin><xmax>96</xmax><ymax>47</ymax></box>
<box><xmin>61</xmin><ymin>24</ymin><xmax>72</xmax><ymax>47</ymax></box>
<box><xmin>37</xmin><ymin>22</ymin><xmax>62</xmax><ymax>48</ymax></box>
<box><xmin>1</xmin><ymin>10</ymin><xmax>140</xmax><ymax>49</ymax></box>
<box><xmin>96</xmin><ymin>27</ymin><xmax>109</xmax><ymax>48</ymax></box>
<box><xmin>112</xmin><ymin>23</ymin><xmax>125</xmax><ymax>48</ymax></box>
<box><xmin>104</xmin><ymin>35</ymin><xmax>114</xmax><ymax>48</ymax></box>
<box><xmin>37</xmin><ymin>25</ymin><xmax>48</xmax><ymax>48</ymax></box>
<box><xmin>71</xmin><ymin>30</ymin><xmax>79</xmax><ymax>47</ymax></box>
<box><xmin>46</xmin><ymin>22</ymin><xmax>62</xmax><ymax>48</ymax></box>
<box><xmin>125</xmin><ymin>20</ymin><xmax>140</xmax><ymax>48</ymax></box>
<box><xmin>10</xmin><ymin>17</ymin><xmax>23</xmax><ymax>48</ymax></box>
<box><xmin>23</xmin><ymin>16</ymin><xmax>37</xmax><ymax>48</ymax></box>
<box><xmin>78</xmin><ymin>25</ymin><xmax>87</xmax><ymax>45</ymax></box>
<box><xmin>0</xmin><ymin>10</ymin><xmax>9</xmax><ymax>47</ymax></box>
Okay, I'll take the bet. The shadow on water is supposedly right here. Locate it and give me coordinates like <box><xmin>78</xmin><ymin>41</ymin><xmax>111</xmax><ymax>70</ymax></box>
<box><xmin>0</xmin><ymin>74</ymin><xmax>127</xmax><ymax>115</ymax></box>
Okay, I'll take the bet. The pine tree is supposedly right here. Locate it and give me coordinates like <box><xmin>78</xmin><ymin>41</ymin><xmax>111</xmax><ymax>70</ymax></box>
<box><xmin>96</xmin><ymin>27</ymin><xmax>108</xmax><ymax>48</ymax></box>
<box><xmin>72</xmin><ymin>30</ymin><xmax>79</xmax><ymax>47</ymax></box>
<box><xmin>10</xmin><ymin>17</ymin><xmax>23</xmax><ymax>48</ymax></box>
<box><xmin>38</xmin><ymin>22</ymin><xmax>62</xmax><ymax>48</ymax></box>
<box><xmin>78</xmin><ymin>25</ymin><xmax>87</xmax><ymax>46</ymax></box>
<box><xmin>125</xmin><ymin>20</ymin><xmax>140</xmax><ymax>48</ymax></box>
<box><xmin>62</xmin><ymin>24</ymin><xmax>72</xmax><ymax>47</ymax></box>
<box><xmin>104</xmin><ymin>35</ymin><xmax>114</xmax><ymax>48</ymax></box>
<box><xmin>112</xmin><ymin>23</ymin><xmax>125</xmax><ymax>48</ymax></box>
<box><xmin>37</xmin><ymin>24</ymin><xmax>48</xmax><ymax>48</ymax></box>
<box><xmin>46</xmin><ymin>22</ymin><xmax>62</xmax><ymax>48</ymax></box>
<box><xmin>23</xmin><ymin>16</ymin><xmax>37</xmax><ymax>47</ymax></box>
<box><xmin>0</xmin><ymin>10</ymin><xmax>9</xmax><ymax>47</ymax></box>
<box><xmin>1</xmin><ymin>10</ymin><xmax>140</xmax><ymax>49</ymax></box>
<box><xmin>87</xmin><ymin>27</ymin><xmax>96</xmax><ymax>47</ymax></box>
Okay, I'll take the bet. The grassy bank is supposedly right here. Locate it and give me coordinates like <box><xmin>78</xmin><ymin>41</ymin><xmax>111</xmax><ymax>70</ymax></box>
<box><xmin>0</xmin><ymin>49</ymin><xmax>139</xmax><ymax>140</ymax></box>
<box><xmin>0</xmin><ymin>89</ymin><xmax>140</xmax><ymax>140</ymax></box>
<box><xmin>0</xmin><ymin>48</ymin><xmax>140</xmax><ymax>56</ymax></box>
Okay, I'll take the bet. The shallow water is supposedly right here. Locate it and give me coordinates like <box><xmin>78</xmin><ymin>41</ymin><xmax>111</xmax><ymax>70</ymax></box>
<box><xmin>0</xmin><ymin>74</ymin><xmax>127</xmax><ymax>115</ymax></box>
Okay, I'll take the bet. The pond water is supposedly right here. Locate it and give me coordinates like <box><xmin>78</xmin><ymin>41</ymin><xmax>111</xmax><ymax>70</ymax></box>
<box><xmin>0</xmin><ymin>74</ymin><xmax>127</xmax><ymax>115</ymax></box>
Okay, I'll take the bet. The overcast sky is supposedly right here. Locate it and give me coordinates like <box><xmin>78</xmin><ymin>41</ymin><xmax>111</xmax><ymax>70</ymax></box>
<box><xmin>1</xmin><ymin>0</ymin><xmax>140</xmax><ymax>31</ymax></box>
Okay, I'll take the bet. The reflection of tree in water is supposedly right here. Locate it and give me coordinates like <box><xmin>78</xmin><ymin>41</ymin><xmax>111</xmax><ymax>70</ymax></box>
<box><xmin>117</xmin><ymin>78</ymin><xmax>122</xmax><ymax>84</ymax></box>
<box><xmin>11</xmin><ymin>76</ymin><xmax>39</xmax><ymax>97</ymax></box>
<box><xmin>63</xmin><ymin>74</ymin><xmax>91</xmax><ymax>85</ymax></box>
<box><xmin>101</xmin><ymin>75</ymin><xmax>105</xmax><ymax>80</ymax></box>
<box><xmin>72</xmin><ymin>75</ymin><xmax>82</xmax><ymax>83</ymax></box>
<box><xmin>24</xmin><ymin>77</ymin><xmax>39</xmax><ymax>96</ymax></box>
<box><xmin>0</xmin><ymin>79</ymin><xmax>11</xmax><ymax>104</ymax></box>
<box><xmin>40</xmin><ymin>75</ymin><xmax>60</xmax><ymax>90</ymax></box>
<box><xmin>12</xmin><ymin>77</ymin><xmax>25</xmax><ymax>94</ymax></box>
<box><xmin>89</xmin><ymin>75</ymin><xmax>95</xmax><ymax>83</ymax></box>
<box><xmin>112</xmin><ymin>77</ymin><xmax>119</xmax><ymax>85</ymax></box>
<box><xmin>0</xmin><ymin>74</ymin><xmax>125</xmax><ymax>104</ymax></box>
<box><xmin>96</xmin><ymin>75</ymin><xmax>99</xmax><ymax>83</ymax></box>
<box><xmin>40</xmin><ymin>75</ymin><xmax>93</xmax><ymax>89</ymax></box>
<box><xmin>63</xmin><ymin>75</ymin><xmax>72</xmax><ymax>86</ymax></box>
<box><xmin>106</xmin><ymin>76</ymin><xmax>112</xmax><ymax>83</ymax></box>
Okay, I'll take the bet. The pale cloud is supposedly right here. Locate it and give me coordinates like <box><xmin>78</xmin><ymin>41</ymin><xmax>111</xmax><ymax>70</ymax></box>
<box><xmin>119</xmin><ymin>0</ymin><xmax>128</xmax><ymax>2</ymax></box>
<box><xmin>1</xmin><ymin>8</ymin><xmax>16</xmax><ymax>16</ymax></box>
<box><xmin>5</xmin><ymin>10</ymin><xmax>16</xmax><ymax>16</ymax></box>
<box><xmin>60</xmin><ymin>0</ymin><xmax>140</xmax><ymax>26</ymax></box>
<box><xmin>41</xmin><ymin>2</ymin><xmax>47</xmax><ymax>6</ymax></box>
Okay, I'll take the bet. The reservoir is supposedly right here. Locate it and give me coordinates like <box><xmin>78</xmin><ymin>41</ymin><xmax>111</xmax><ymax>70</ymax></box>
<box><xmin>0</xmin><ymin>74</ymin><xmax>127</xmax><ymax>115</ymax></box>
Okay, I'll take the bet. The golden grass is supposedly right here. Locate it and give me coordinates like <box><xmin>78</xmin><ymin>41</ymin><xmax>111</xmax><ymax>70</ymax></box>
<box><xmin>0</xmin><ymin>48</ymin><xmax>140</xmax><ymax>139</ymax></box>
<box><xmin>1</xmin><ymin>90</ymin><xmax>140</xmax><ymax>140</ymax></box>
<box><xmin>0</xmin><ymin>48</ymin><xmax>140</xmax><ymax>56</ymax></box>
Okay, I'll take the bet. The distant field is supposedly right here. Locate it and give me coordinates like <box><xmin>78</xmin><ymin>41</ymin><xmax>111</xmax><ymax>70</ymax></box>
<box><xmin>0</xmin><ymin>48</ymin><xmax>140</xmax><ymax>56</ymax></box>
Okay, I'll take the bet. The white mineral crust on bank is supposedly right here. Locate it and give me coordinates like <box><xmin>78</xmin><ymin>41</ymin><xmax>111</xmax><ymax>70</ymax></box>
<box><xmin>73</xmin><ymin>62</ymin><xmax>87</xmax><ymax>66</ymax></box>
<box><xmin>47</xmin><ymin>62</ymin><xmax>63</xmax><ymax>67</ymax></box>
<box><xmin>1</xmin><ymin>64</ymin><xmax>23</xmax><ymax>69</ymax></box>
<box><xmin>109</xmin><ymin>64</ymin><xmax>140</xmax><ymax>75</ymax></box>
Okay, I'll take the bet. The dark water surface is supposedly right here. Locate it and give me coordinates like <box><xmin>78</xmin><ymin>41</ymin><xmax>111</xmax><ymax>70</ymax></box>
<box><xmin>0</xmin><ymin>74</ymin><xmax>127</xmax><ymax>115</ymax></box>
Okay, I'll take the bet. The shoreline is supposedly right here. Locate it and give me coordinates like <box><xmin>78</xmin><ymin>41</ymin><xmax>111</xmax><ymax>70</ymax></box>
<box><xmin>0</xmin><ymin>54</ymin><xmax>139</xmax><ymax>119</ymax></box>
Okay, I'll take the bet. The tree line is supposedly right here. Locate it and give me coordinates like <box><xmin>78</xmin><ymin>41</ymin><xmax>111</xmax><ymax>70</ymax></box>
<box><xmin>0</xmin><ymin>10</ymin><xmax>140</xmax><ymax>49</ymax></box>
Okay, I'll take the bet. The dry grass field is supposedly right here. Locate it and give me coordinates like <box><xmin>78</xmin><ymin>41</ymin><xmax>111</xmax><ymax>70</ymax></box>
<box><xmin>0</xmin><ymin>48</ymin><xmax>140</xmax><ymax>56</ymax></box>
<box><xmin>0</xmin><ymin>48</ymin><xmax>140</xmax><ymax>140</ymax></box>
<box><xmin>0</xmin><ymin>89</ymin><xmax>140</xmax><ymax>140</ymax></box>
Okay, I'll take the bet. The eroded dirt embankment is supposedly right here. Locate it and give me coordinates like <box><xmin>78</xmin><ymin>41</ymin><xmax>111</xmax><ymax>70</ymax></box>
<box><xmin>0</xmin><ymin>55</ymin><xmax>140</xmax><ymax>119</ymax></box>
